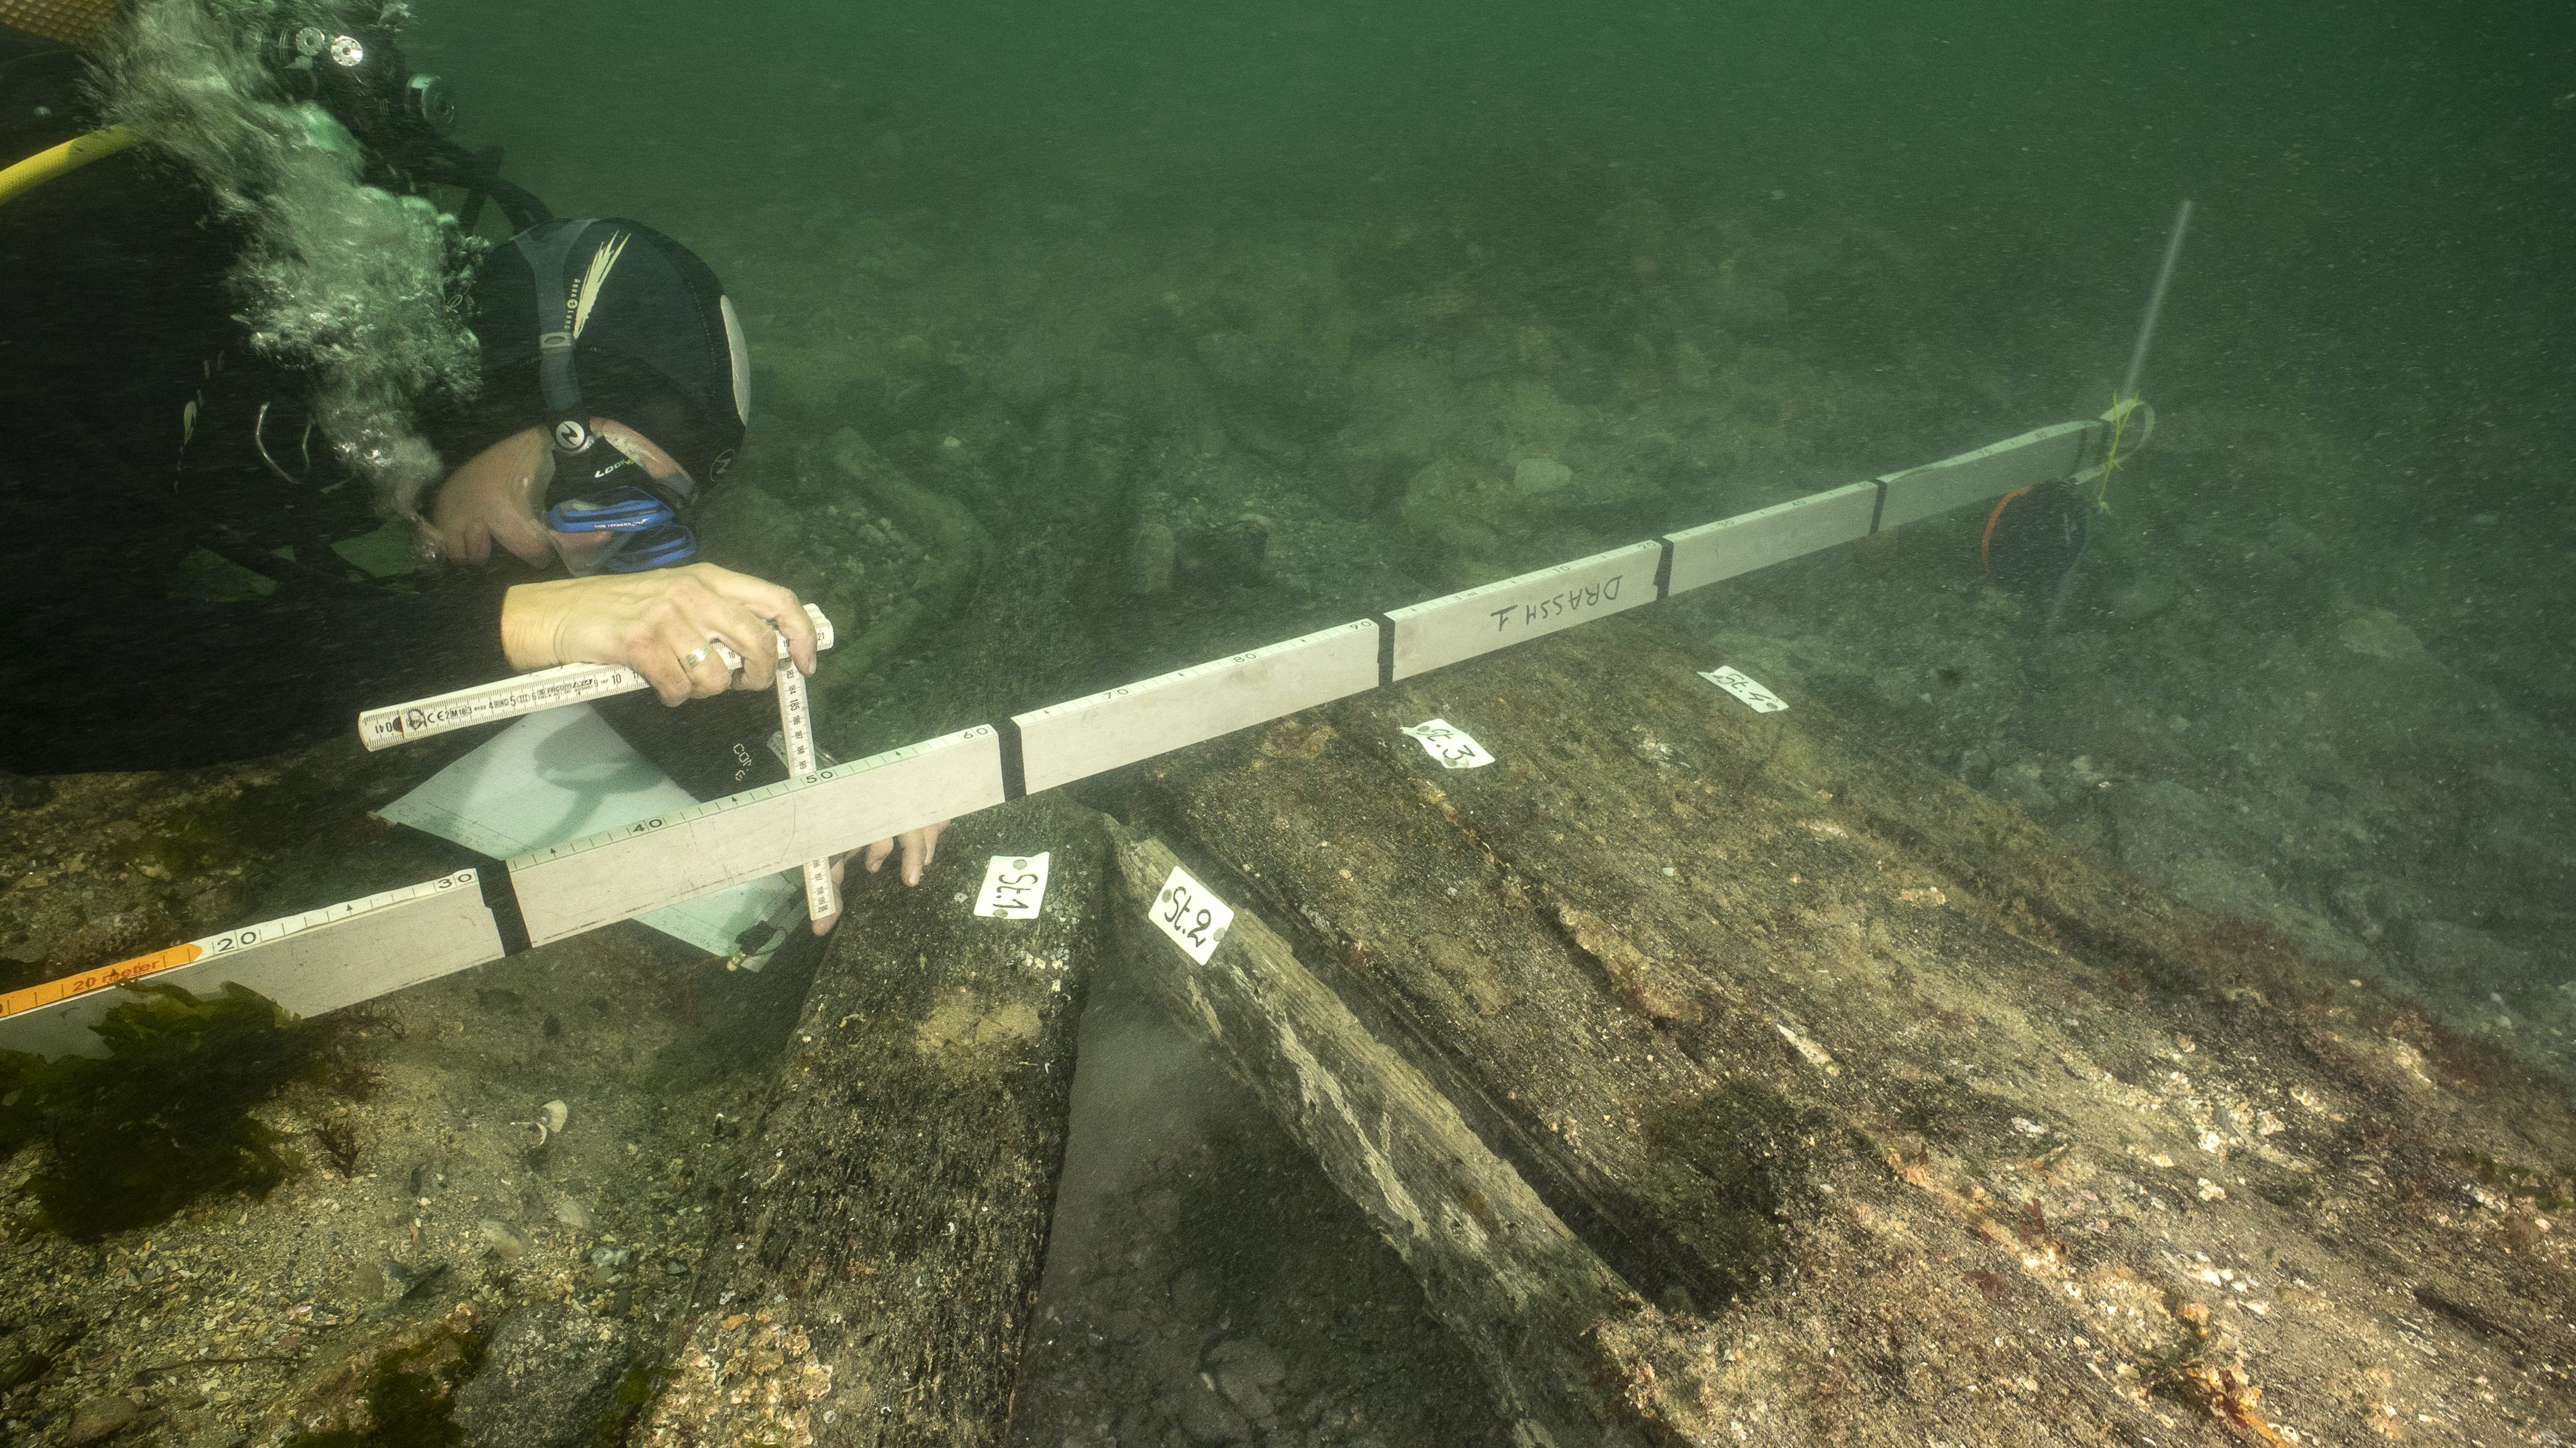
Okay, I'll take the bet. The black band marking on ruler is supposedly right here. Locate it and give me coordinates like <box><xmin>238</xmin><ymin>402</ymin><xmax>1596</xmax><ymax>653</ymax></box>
<box><xmin>476</xmin><ymin>860</ymin><xmax>534</xmax><ymax>957</ymax></box>
<box><xmin>995</xmin><ymin>715</ymin><xmax>1028</xmax><ymax>803</ymax></box>
<box><xmin>1652</xmin><ymin>537</ymin><xmax>1674</xmax><ymax>600</ymax></box>
<box><xmin>1868</xmin><ymin>478</ymin><xmax>1889</xmax><ymax>534</ymax></box>
<box><xmin>1371</xmin><ymin>614</ymin><xmax>1395</xmax><ymax>688</ymax></box>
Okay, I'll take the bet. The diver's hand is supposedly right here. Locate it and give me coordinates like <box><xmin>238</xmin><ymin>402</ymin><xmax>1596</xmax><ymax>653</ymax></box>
<box><xmin>864</xmin><ymin>821</ymin><xmax>947</xmax><ymax>887</ymax></box>
<box><xmin>500</xmin><ymin>564</ymin><xmax>821</xmax><ymax>704</ymax></box>
<box><xmin>806</xmin><ymin>823</ymin><xmax>950</xmax><ymax>936</ymax></box>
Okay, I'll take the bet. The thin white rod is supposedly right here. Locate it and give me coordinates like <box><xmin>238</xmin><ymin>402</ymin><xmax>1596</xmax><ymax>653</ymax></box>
<box><xmin>2118</xmin><ymin>199</ymin><xmax>2194</xmax><ymax>403</ymax></box>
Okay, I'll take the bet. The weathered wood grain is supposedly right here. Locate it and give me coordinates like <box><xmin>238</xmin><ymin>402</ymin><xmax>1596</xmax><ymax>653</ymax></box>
<box><xmin>1105</xmin><ymin>823</ymin><xmax>1688</xmax><ymax>1448</ymax></box>
<box><xmin>1123</xmin><ymin>609</ymin><xmax>2576</xmax><ymax>1446</ymax></box>
<box><xmin>640</xmin><ymin>796</ymin><xmax>1107</xmax><ymax>1448</ymax></box>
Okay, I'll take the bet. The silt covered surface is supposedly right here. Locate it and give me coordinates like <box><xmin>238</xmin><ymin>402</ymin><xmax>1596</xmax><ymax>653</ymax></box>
<box><xmin>1106</xmin><ymin>608</ymin><xmax>2574</xmax><ymax>1445</ymax></box>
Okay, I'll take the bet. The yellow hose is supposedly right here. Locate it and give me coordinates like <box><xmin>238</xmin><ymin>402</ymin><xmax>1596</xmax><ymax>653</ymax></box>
<box><xmin>0</xmin><ymin>124</ymin><xmax>139</xmax><ymax>209</ymax></box>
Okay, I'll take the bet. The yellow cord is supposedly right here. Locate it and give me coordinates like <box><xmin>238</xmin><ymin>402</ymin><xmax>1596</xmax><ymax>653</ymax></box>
<box><xmin>0</xmin><ymin>124</ymin><xmax>140</xmax><ymax>210</ymax></box>
<box><xmin>2094</xmin><ymin>391</ymin><xmax>2140</xmax><ymax>512</ymax></box>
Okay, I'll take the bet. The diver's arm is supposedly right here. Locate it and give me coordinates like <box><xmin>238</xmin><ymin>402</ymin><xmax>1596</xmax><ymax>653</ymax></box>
<box><xmin>497</xmin><ymin>564</ymin><xmax>820</xmax><ymax>704</ymax></box>
<box><xmin>0</xmin><ymin>573</ymin><xmax>515</xmax><ymax>775</ymax></box>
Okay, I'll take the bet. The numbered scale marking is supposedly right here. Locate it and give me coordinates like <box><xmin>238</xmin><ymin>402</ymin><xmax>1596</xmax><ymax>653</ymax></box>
<box><xmin>0</xmin><ymin>871</ymin><xmax>482</xmax><ymax>1022</ymax></box>
<box><xmin>507</xmin><ymin>725</ymin><xmax>1008</xmax><ymax>946</ymax></box>
<box><xmin>1700</xmin><ymin>667</ymin><xmax>1789</xmax><ymax>714</ymax></box>
<box><xmin>974</xmin><ymin>853</ymin><xmax>1052</xmax><ymax>920</ymax></box>
<box><xmin>0</xmin><ymin>871</ymin><xmax>505</xmax><ymax>1060</ymax></box>
<box><xmin>770</xmin><ymin>630</ymin><xmax>840</xmax><ymax>924</ymax></box>
<box><xmin>1150</xmin><ymin>865</ymin><xmax>1235</xmax><ymax>965</ymax></box>
<box><xmin>360</xmin><ymin>604</ymin><xmax>835</xmax><ymax>749</ymax></box>
<box><xmin>1400</xmin><ymin>718</ymin><xmax>1496</xmax><ymax>770</ymax></box>
<box><xmin>40</xmin><ymin>417</ymin><xmax>2125</xmax><ymax>1053</ymax></box>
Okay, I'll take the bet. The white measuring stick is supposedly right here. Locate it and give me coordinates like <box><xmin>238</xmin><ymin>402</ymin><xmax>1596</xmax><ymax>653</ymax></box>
<box><xmin>771</xmin><ymin>631</ymin><xmax>840</xmax><ymax>925</ymax></box>
<box><xmin>17</xmin><ymin>415</ymin><xmax>2114</xmax><ymax>1046</ymax></box>
<box><xmin>358</xmin><ymin>603</ymin><xmax>835</xmax><ymax>749</ymax></box>
<box><xmin>0</xmin><ymin>870</ymin><xmax>503</xmax><ymax>1060</ymax></box>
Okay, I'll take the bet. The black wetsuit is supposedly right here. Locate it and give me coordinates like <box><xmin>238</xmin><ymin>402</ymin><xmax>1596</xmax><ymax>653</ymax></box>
<box><xmin>0</xmin><ymin>31</ymin><xmax>782</xmax><ymax>797</ymax></box>
<box><xmin>0</xmin><ymin>31</ymin><xmax>518</xmax><ymax>774</ymax></box>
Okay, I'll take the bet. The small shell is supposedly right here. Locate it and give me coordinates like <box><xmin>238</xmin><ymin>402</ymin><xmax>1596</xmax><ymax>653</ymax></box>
<box><xmin>478</xmin><ymin>1219</ymin><xmax>529</xmax><ymax>1260</ymax></box>
<box><xmin>553</xmin><ymin>1198</ymin><xmax>593</xmax><ymax>1231</ymax></box>
<box><xmin>542</xmin><ymin>1100</ymin><xmax>570</xmax><ymax>1134</ymax></box>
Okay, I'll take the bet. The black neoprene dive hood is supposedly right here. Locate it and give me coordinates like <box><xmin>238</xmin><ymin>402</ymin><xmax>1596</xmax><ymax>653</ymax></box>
<box><xmin>429</xmin><ymin>218</ymin><xmax>752</xmax><ymax>489</ymax></box>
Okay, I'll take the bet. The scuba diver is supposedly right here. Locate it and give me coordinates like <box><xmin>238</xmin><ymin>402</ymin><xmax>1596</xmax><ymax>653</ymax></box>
<box><xmin>0</xmin><ymin>1</ymin><xmax>942</xmax><ymax>898</ymax></box>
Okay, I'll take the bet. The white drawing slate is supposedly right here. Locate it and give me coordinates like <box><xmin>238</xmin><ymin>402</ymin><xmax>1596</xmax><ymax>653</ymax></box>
<box><xmin>377</xmin><ymin>704</ymin><xmax>795</xmax><ymax>956</ymax></box>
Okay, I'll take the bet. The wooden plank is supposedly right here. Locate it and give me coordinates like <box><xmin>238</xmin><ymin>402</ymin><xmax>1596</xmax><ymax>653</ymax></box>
<box><xmin>1133</xmin><ymin>613</ymin><xmax>2576</xmax><ymax>1446</ymax></box>
<box><xmin>1384</xmin><ymin>540</ymin><xmax>1662</xmax><ymax>682</ymax></box>
<box><xmin>1661</xmin><ymin>481</ymin><xmax>1879</xmax><ymax>596</ymax></box>
<box><xmin>0</xmin><ymin>871</ymin><xmax>503</xmax><ymax>1059</ymax></box>
<box><xmin>1872</xmin><ymin>419</ymin><xmax>2097</xmax><ymax>531</ymax></box>
<box><xmin>639</xmin><ymin>797</ymin><xmax>1107</xmax><ymax>1448</ymax></box>
<box><xmin>1104</xmin><ymin>824</ymin><xmax>1678</xmax><ymax>1447</ymax></box>
<box><xmin>508</xmin><ymin>726</ymin><xmax>1007</xmax><ymax>946</ymax></box>
<box><xmin>1014</xmin><ymin>619</ymin><xmax>1379</xmax><ymax>795</ymax></box>
<box><xmin>1133</xmin><ymin>689</ymin><xmax>1796</xmax><ymax>1321</ymax></box>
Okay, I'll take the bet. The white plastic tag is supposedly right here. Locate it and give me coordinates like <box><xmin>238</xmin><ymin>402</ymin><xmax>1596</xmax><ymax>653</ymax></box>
<box><xmin>1150</xmin><ymin>865</ymin><xmax>1234</xmax><ymax>965</ymax></box>
<box><xmin>1699</xmin><ymin>667</ymin><xmax>1788</xmax><ymax>713</ymax></box>
<box><xmin>974</xmin><ymin>852</ymin><xmax>1051</xmax><ymax>920</ymax></box>
<box><xmin>1401</xmin><ymin>718</ymin><xmax>1496</xmax><ymax>770</ymax></box>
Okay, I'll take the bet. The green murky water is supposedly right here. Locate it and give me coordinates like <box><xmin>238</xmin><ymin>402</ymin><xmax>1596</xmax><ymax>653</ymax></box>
<box><xmin>4</xmin><ymin>1</ymin><xmax>2571</xmax><ymax>1443</ymax></box>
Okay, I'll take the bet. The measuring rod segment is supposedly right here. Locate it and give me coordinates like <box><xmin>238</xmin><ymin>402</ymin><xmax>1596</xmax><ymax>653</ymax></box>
<box><xmin>360</xmin><ymin>603</ymin><xmax>836</xmax><ymax>749</ymax></box>
<box><xmin>507</xmin><ymin>725</ymin><xmax>1008</xmax><ymax>946</ymax></box>
<box><xmin>1014</xmin><ymin>619</ymin><xmax>1380</xmax><ymax>797</ymax></box>
<box><xmin>1873</xmin><ymin>421</ymin><xmax>2098</xmax><ymax>532</ymax></box>
<box><xmin>48</xmin><ymin>413</ymin><xmax>2143</xmax><ymax>1040</ymax></box>
<box><xmin>770</xmin><ymin>640</ymin><xmax>840</xmax><ymax>922</ymax></box>
<box><xmin>1384</xmin><ymin>539</ymin><xmax>1663</xmax><ymax>683</ymax></box>
<box><xmin>0</xmin><ymin>870</ymin><xmax>504</xmax><ymax>1060</ymax></box>
<box><xmin>1662</xmin><ymin>480</ymin><xmax>1882</xmax><ymax>597</ymax></box>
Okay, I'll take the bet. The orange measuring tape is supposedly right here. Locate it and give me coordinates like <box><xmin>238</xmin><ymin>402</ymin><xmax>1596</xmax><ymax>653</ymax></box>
<box><xmin>0</xmin><ymin>942</ymin><xmax>203</xmax><ymax>1020</ymax></box>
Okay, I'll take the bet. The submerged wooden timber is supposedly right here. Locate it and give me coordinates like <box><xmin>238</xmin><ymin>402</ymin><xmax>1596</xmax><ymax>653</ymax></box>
<box><xmin>640</xmin><ymin>797</ymin><xmax>1107</xmax><ymax>1448</ymax></box>
<box><xmin>1109</xmin><ymin>608</ymin><xmax>2573</xmax><ymax>1444</ymax></box>
<box><xmin>1105</xmin><ymin>824</ymin><xmax>1672</xmax><ymax>1448</ymax></box>
<box><xmin>655</xmin><ymin>610</ymin><xmax>2572</xmax><ymax>1447</ymax></box>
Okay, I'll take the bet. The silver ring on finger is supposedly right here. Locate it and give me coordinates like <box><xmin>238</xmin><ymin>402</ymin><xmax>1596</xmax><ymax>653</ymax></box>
<box><xmin>679</xmin><ymin>645</ymin><xmax>712</xmax><ymax>669</ymax></box>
